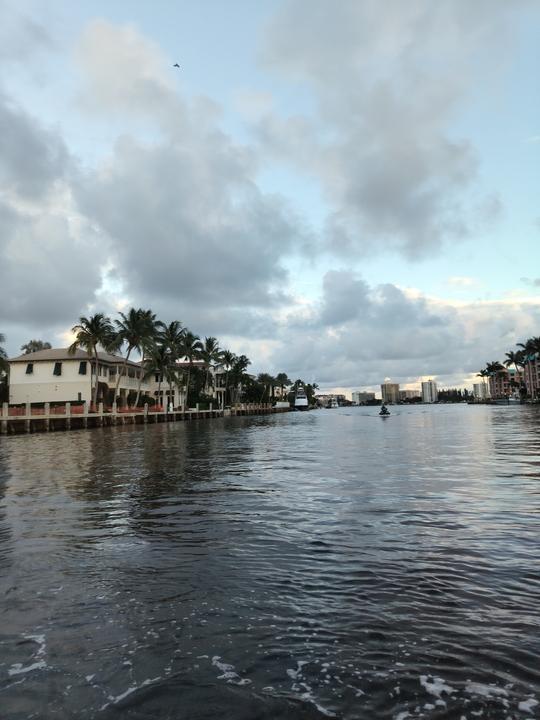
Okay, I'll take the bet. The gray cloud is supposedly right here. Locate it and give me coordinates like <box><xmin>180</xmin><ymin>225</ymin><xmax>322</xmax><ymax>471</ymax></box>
<box><xmin>0</xmin><ymin>91</ymin><xmax>103</xmax><ymax>334</ymax></box>
<box><xmin>0</xmin><ymin>94</ymin><xmax>69</xmax><ymax>199</ymax></box>
<box><xmin>258</xmin><ymin>0</ymin><xmax>530</xmax><ymax>259</ymax></box>
<box><xmin>71</xmin><ymin>20</ymin><xmax>312</xmax><ymax>326</ymax></box>
<box><xmin>0</xmin><ymin>3</ymin><xmax>53</xmax><ymax>63</ymax></box>
<box><xmin>269</xmin><ymin>269</ymin><xmax>540</xmax><ymax>388</ymax></box>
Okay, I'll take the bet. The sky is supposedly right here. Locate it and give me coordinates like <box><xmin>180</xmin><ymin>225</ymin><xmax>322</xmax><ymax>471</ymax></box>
<box><xmin>1</xmin><ymin>0</ymin><xmax>539</xmax><ymax>395</ymax></box>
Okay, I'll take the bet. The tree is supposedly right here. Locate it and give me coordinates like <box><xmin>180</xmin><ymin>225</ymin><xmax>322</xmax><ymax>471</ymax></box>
<box><xmin>220</xmin><ymin>350</ymin><xmax>236</xmax><ymax>408</ymax></box>
<box><xmin>504</xmin><ymin>350</ymin><xmax>523</xmax><ymax>375</ymax></box>
<box><xmin>141</xmin><ymin>344</ymin><xmax>173</xmax><ymax>409</ymax></box>
<box><xmin>201</xmin><ymin>337</ymin><xmax>220</xmax><ymax>393</ymax></box>
<box><xmin>275</xmin><ymin>372</ymin><xmax>291</xmax><ymax>399</ymax></box>
<box><xmin>257</xmin><ymin>373</ymin><xmax>275</xmax><ymax>403</ymax></box>
<box><xmin>69</xmin><ymin>314</ymin><xmax>116</xmax><ymax>408</ymax></box>
<box><xmin>154</xmin><ymin>321</ymin><xmax>186</xmax><ymax>408</ymax></box>
<box><xmin>181</xmin><ymin>331</ymin><xmax>203</xmax><ymax>410</ymax></box>
<box><xmin>230</xmin><ymin>354</ymin><xmax>251</xmax><ymax>403</ymax></box>
<box><xmin>0</xmin><ymin>332</ymin><xmax>7</xmax><ymax>374</ymax></box>
<box><xmin>114</xmin><ymin>308</ymin><xmax>157</xmax><ymax>401</ymax></box>
<box><xmin>20</xmin><ymin>340</ymin><xmax>52</xmax><ymax>355</ymax></box>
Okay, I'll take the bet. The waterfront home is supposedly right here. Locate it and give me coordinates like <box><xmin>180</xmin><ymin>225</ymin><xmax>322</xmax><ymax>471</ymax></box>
<box><xmin>8</xmin><ymin>348</ymin><xmax>150</xmax><ymax>406</ymax></box>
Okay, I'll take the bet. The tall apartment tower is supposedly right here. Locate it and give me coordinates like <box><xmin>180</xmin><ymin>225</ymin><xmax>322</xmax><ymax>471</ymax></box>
<box><xmin>421</xmin><ymin>380</ymin><xmax>438</xmax><ymax>403</ymax></box>
<box><xmin>381</xmin><ymin>382</ymin><xmax>400</xmax><ymax>404</ymax></box>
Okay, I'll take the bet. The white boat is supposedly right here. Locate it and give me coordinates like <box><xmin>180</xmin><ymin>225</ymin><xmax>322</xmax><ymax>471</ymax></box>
<box><xmin>294</xmin><ymin>386</ymin><xmax>309</xmax><ymax>410</ymax></box>
<box><xmin>326</xmin><ymin>397</ymin><xmax>339</xmax><ymax>408</ymax></box>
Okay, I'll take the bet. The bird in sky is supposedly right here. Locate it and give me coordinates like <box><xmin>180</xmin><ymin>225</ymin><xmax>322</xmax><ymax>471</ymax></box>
<box><xmin>173</xmin><ymin>63</ymin><xmax>180</xmax><ymax>68</ymax></box>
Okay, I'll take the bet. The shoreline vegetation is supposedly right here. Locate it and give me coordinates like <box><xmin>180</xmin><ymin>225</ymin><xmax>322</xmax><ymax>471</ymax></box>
<box><xmin>0</xmin><ymin>310</ymin><xmax>319</xmax><ymax>409</ymax></box>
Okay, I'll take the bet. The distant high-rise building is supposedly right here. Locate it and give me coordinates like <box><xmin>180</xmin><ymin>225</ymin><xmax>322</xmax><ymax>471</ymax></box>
<box><xmin>399</xmin><ymin>389</ymin><xmax>419</xmax><ymax>401</ymax></box>
<box><xmin>421</xmin><ymin>380</ymin><xmax>438</xmax><ymax>403</ymax></box>
<box><xmin>352</xmin><ymin>391</ymin><xmax>376</xmax><ymax>405</ymax></box>
<box><xmin>473</xmin><ymin>382</ymin><xmax>490</xmax><ymax>400</ymax></box>
<box><xmin>381</xmin><ymin>382</ymin><xmax>399</xmax><ymax>404</ymax></box>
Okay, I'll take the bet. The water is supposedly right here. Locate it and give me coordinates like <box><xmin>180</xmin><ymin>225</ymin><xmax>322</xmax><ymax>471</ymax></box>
<box><xmin>0</xmin><ymin>404</ymin><xmax>539</xmax><ymax>719</ymax></box>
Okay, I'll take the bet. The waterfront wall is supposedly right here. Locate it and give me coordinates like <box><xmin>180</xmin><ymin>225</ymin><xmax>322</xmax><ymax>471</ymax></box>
<box><xmin>0</xmin><ymin>401</ymin><xmax>288</xmax><ymax>435</ymax></box>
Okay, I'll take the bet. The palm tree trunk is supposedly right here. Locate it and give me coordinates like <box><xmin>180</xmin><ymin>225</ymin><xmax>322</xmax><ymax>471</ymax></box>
<box><xmin>134</xmin><ymin>374</ymin><xmax>144</xmax><ymax>407</ymax></box>
<box><xmin>114</xmin><ymin>347</ymin><xmax>132</xmax><ymax>399</ymax></box>
<box><xmin>185</xmin><ymin>365</ymin><xmax>191</xmax><ymax>410</ymax></box>
<box><xmin>92</xmin><ymin>347</ymin><xmax>100</xmax><ymax>408</ymax></box>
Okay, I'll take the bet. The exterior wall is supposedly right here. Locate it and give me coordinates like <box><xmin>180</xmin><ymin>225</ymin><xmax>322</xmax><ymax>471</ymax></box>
<box><xmin>421</xmin><ymin>381</ymin><xmax>438</xmax><ymax>403</ymax></box>
<box><xmin>488</xmin><ymin>369</ymin><xmax>523</xmax><ymax>399</ymax></box>
<box><xmin>522</xmin><ymin>358</ymin><xmax>539</xmax><ymax>398</ymax></box>
<box><xmin>9</xmin><ymin>358</ymin><xmax>151</xmax><ymax>405</ymax></box>
<box><xmin>381</xmin><ymin>383</ymin><xmax>399</xmax><ymax>404</ymax></box>
<box><xmin>9</xmin><ymin>360</ymin><xmax>92</xmax><ymax>404</ymax></box>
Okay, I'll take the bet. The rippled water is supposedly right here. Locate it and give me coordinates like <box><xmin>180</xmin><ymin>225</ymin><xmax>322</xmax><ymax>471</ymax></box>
<box><xmin>1</xmin><ymin>404</ymin><xmax>539</xmax><ymax>719</ymax></box>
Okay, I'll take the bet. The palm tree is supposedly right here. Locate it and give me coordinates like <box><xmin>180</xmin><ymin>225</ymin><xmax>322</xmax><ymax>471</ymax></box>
<box><xmin>141</xmin><ymin>344</ymin><xmax>170</xmax><ymax>408</ymax></box>
<box><xmin>230</xmin><ymin>354</ymin><xmax>251</xmax><ymax>404</ymax></box>
<box><xmin>504</xmin><ymin>350</ymin><xmax>522</xmax><ymax>374</ymax></box>
<box><xmin>114</xmin><ymin>308</ymin><xmax>157</xmax><ymax>401</ymax></box>
<box><xmin>220</xmin><ymin>349</ymin><xmax>236</xmax><ymax>408</ymax></box>
<box><xmin>201</xmin><ymin>337</ymin><xmax>220</xmax><ymax>393</ymax></box>
<box><xmin>0</xmin><ymin>332</ymin><xmax>7</xmax><ymax>374</ymax></box>
<box><xmin>181</xmin><ymin>331</ymin><xmax>203</xmax><ymax>409</ymax></box>
<box><xmin>275</xmin><ymin>372</ymin><xmax>291</xmax><ymax>399</ymax></box>
<box><xmin>155</xmin><ymin>321</ymin><xmax>186</xmax><ymax>408</ymax></box>
<box><xmin>257</xmin><ymin>373</ymin><xmax>275</xmax><ymax>403</ymax></box>
<box><xmin>69</xmin><ymin>314</ymin><xmax>115</xmax><ymax>408</ymax></box>
<box><xmin>20</xmin><ymin>340</ymin><xmax>52</xmax><ymax>354</ymax></box>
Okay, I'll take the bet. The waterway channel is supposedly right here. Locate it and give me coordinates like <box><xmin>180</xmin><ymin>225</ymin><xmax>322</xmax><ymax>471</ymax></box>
<box><xmin>0</xmin><ymin>404</ymin><xmax>539</xmax><ymax>718</ymax></box>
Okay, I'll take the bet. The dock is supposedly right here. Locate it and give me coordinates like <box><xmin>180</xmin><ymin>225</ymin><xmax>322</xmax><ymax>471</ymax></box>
<box><xmin>0</xmin><ymin>401</ymin><xmax>289</xmax><ymax>435</ymax></box>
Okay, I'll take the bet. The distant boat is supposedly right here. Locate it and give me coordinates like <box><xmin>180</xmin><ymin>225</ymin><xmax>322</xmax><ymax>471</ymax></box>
<box><xmin>294</xmin><ymin>385</ymin><xmax>309</xmax><ymax>411</ymax></box>
<box><xmin>493</xmin><ymin>396</ymin><xmax>521</xmax><ymax>405</ymax></box>
<box><xmin>379</xmin><ymin>405</ymin><xmax>390</xmax><ymax>417</ymax></box>
<box><xmin>326</xmin><ymin>397</ymin><xmax>339</xmax><ymax>409</ymax></box>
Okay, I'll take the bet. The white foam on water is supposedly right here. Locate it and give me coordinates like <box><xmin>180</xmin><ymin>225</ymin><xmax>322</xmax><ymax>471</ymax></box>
<box><xmin>211</xmin><ymin>656</ymin><xmax>252</xmax><ymax>685</ymax></box>
<box><xmin>8</xmin><ymin>661</ymin><xmax>47</xmax><ymax>676</ymax></box>
<box><xmin>394</xmin><ymin>712</ymin><xmax>410</xmax><ymax>720</ymax></box>
<box><xmin>100</xmin><ymin>676</ymin><xmax>162</xmax><ymax>711</ymax></box>
<box><xmin>420</xmin><ymin>675</ymin><xmax>456</xmax><ymax>700</ymax></box>
<box><xmin>518</xmin><ymin>697</ymin><xmax>538</xmax><ymax>713</ymax></box>
<box><xmin>465</xmin><ymin>681</ymin><xmax>509</xmax><ymax>699</ymax></box>
<box><xmin>8</xmin><ymin>634</ymin><xmax>48</xmax><ymax>676</ymax></box>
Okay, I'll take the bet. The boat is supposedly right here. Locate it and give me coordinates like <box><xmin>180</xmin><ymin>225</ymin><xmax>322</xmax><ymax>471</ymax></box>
<box><xmin>379</xmin><ymin>405</ymin><xmax>390</xmax><ymax>417</ymax></box>
<box><xmin>294</xmin><ymin>385</ymin><xmax>309</xmax><ymax>411</ymax></box>
<box><xmin>326</xmin><ymin>397</ymin><xmax>339</xmax><ymax>409</ymax></box>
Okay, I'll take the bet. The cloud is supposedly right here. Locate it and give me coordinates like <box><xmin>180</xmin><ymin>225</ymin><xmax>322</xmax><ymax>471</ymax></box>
<box><xmin>258</xmin><ymin>0</ymin><xmax>530</xmax><ymax>259</ymax></box>
<box><xmin>0</xmin><ymin>3</ymin><xmax>53</xmax><ymax>63</ymax></box>
<box><xmin>0</xmin><ymin>91</ymin><xmax>103</xmax><ymax>331</ymax></box>
<box><xmin>268</xmin><ymin>269</ymin><xmax>540</xmax><ymax>388</ymax></box>
<box><xmin>71</xmin><ymin>20</ymin><xmax>312</xmax><ymax>330</ymax></box>
<box><xmin>521</xmin><ymin>277</ymin><xmax>540</xmax><ymax>288</ymax></box>
<box><xmin>0</xmin><ymin>94</ymin><xmax>69</xmax><ymax>199</ymax></box>
<box><xmin>446</xmin><ymin>276</ymin><xmax>479</xmax><ymax>287</ymax></box>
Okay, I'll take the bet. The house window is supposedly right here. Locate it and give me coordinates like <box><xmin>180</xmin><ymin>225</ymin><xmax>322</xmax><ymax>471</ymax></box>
<box><xmin>26</xmin><ymin>363</ymin><xmax>33</xmax><ymax>375</ymax></box>
<box><xmin>155</xmin><ymin>374</ymin><xmax>160</xmax><ymax>382</ymax></box>
<box><xmin>53</xmin><ymin>362</ymin><xmax>62</xmax><ymax>376</ymax></box>
<box><xmin>79</xmin><ymin>361</ymin><xmax>87</xmax><ymax>375</ymax></box>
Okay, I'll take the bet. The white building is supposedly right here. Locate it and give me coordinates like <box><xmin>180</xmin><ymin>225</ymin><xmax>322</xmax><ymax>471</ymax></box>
<box><xmin>473</xmin><ymin>382</ymin><xmax>490</xmax><ymax>400</ymax></box>
<box><xmin>421</xmin><ymin>380</ymin><xmax>438</xmax><ymax>403</ymax></box>
<box><xmin>8</xmin><ymin>348</ymin><xmax>151</xmax><ymax>406</ymax></box>
<box><xmin>351</xmin><ymin>391</ymin><xmax>375</xmax><ymax>404</ymax></box>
